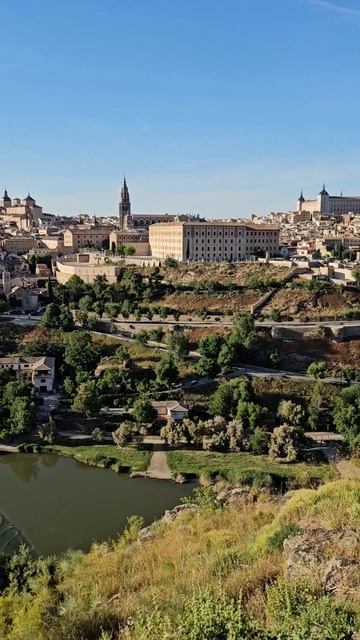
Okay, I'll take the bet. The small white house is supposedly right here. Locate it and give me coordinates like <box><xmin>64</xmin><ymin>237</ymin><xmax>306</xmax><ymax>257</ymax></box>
<box><xmin>151</xmin><ymin>400</ymin><xmax>189</xmax><ymax>422</ymax></box>
<box><xmin>0</xmin><ymin>356</ymin><xmax>55</xmax><ymax>392</ymax></box>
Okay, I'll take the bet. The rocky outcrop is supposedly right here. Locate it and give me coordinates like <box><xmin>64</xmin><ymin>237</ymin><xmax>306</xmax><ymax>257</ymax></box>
<box><xmin>162</xmin><ymin>503</ymin><xmax>198</xmax><ymax>523</ymax></box>
<box><xmin>283</xmin><ymin>528</ymin><xmax>360</xmax><ymax>597</ymax></box>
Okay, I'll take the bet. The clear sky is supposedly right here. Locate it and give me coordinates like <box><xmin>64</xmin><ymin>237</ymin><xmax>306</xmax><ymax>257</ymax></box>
<box><xmin>1</xmin><ymin>0</ymin><xmax>360</xmax><ymax>218</ymax></box>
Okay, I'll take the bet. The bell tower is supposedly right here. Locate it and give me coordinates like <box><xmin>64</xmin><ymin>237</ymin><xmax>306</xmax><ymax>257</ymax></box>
<box><xmin>119</xmin><ymin>177</ymin><xmax>131</xmax><ymax>230</ymax></box>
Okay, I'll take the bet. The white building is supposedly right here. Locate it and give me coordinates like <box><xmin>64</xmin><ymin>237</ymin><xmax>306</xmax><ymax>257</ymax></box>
<box><xmin>0</xmin><ymin>356</ymin><xmax>55</xmax><ymax>392</ymax></box>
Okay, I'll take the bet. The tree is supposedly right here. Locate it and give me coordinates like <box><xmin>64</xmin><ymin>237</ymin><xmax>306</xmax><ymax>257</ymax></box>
<box><xmin>217</xmin><ymin>342</ymin><xmax>235</xmax><ymax>372</ymax></box>
<box><xmin>269</xmin><ymin>425</ymin><xmax>304</xmax><ymax>462</ymax></box>
<box><xmin>66</xmin><ymin>275</ymin><xmax>87</xmax><ymax>302</ymax></box>
<box><xmin>164</xmin><ymin>256</ymin><xmax>178</xmax><ymax>268</ymax></box>
<box><xmin>104</xmin><ymin>303</ymin><xmax>120</xmax><ymax>320</ymax></box>
<box><xmin>248</xmin><ymin>427</ymin><xmax>270</xmax><ymax>454</ymax></box>
<box><xmin>160</xmin><ymin>419</ymin><xmax>183</xmax><ymax>447</ymax></box>
<box><xmin>307</xmin><ymin>382</ymin><xmax>333</xmax><ymax>431</ymax></box>
<box><xmin>229</xmin><ymin>314</ymin><xmax>257</xmax><ymax>351</ymax></box>
<box><xmin>307</xmin><ymin>361</ymin><xmax>328</xmax><ymax>379</ymax></box>
<box><xmin>59</xmin><ymin>305</ymin><xmax>75</xmax><ymax>331</ymax></box>
<box><xmin>167</xmin><ymin>331</ymin><xmax>189</xmax><ymax>358</ymax></box>
<box><xmin>75</xmin><ymin>309</ymin><xmax>90</xmax><ymax>328</ymax></box>
<box><xmin>93</xmin><ymin>301</ymin><xmax>105</xmax><ymax>319</ymax></box>
<box><xmin>124</xmin><ymin>245</ymin><xmax>136</xmax><ymax>256</ymax></box>
<box><xmin>277</xmin><ymin>400</ymin><xmax>304</xmax><ymax>428</ymax></box>
<box><xmin>333</xmin><ymin>386</ymin><xmax>360</xmax><ymax>448</ymax></box>
<box><xmin>8</xmin><ymin>396</ymin><xmax>33</xmax><ymax>436</ymax></box>
<box><xmin>72</xmin><ymin>381</ymin><xmax>100</xmax><ymax>417</ymax></box>
<box><xmin>236</xmin><ymin>400</ymin><xmax>267</xmax><ymax>432</ymax></box>
<box><xmin>155</xmin><ymin>354</ymin><xmax>179</xmax><ymax>387</ymax></box>
<box><xmin>78</xmin><ymin>295</ymin><xmax>94</xmax><ymax>312</ymax></box>
<box><xmin>209</xmin><ymin>381</ymin><xmax>237</xmax><ymax>418</ymax></box>
<box><xmin>352</xmin><ymin>265</ymin><xmax>360</xmax><ymax>286</ymax></box>
<box><xmin>132</xmin><ymin>398</ymin><xmax>156</xmax><ymax>425</ymax></box>
<box><xmin>91</xmin><ymin>427</ymin><xmax>104</xmax><ymax>442</ymax></box>
<box><xmin>42</xmin><ymin>303</ymin><xmax>61</xmax><ymax>328</ymax></box>
<box><xmin>64</xmin><ymin>332</ymin><xmax>101</xmax><ymax>372</ymax></box>
<box><xmin>112</xmin><ymin>421</ymin><xmax>134</xmax><ymax>446</ymax></box>
<box><xmin>198</xmin><ymin>334</ymin><xmax>223</xmax><ymax>360</ymax></box>
<box><xmin>269</xmin><ymin>308</ymin><xmax>281</xmax><ymax>323</ymax></box>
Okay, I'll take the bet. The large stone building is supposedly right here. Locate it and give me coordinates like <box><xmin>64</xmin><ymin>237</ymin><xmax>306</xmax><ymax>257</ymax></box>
<box><xmin>297</xmin><ymin>185</ymin><xmax>360</xmax><ymax>215</ymax></box>
<box><xmin>149</xmin><ymin>221</ymin><xmax>279</xmax><ymax>262</ymax></box>
<box><xmin>0</xmin><ymin>190</ymin><xmax>42</xmax><ymax>230</ymax></box>
<box><xmin>63</xmin><ymin>225</ymin><xmax>110</xmax><ymax>251</ymax></box>
<box><xmin>118</xmin><ymin>178</ymin><xmax>199</xmax><ymax>231</ymax></box>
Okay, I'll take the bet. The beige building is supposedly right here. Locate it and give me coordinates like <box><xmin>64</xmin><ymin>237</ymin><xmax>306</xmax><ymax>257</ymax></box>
<box><xmin>149</xmin><ymin>221</ymin><xmax>279</xmax><ymax>262</ymax></box>
<box><xmin>63</xmin><ymin>225</ymin><xmax>110</xmax><ymax>251</ymax></box>
<box><xmin>56</xmin><ymin>254</ymin><xmax>122</xmax><ymax>284</ymax></box>
<box><xmin>0</xmin><ymin>356</ymin><xmax>55</xmax><ymax>392</ymax></box>
<box><xmin>1</xmin><ymin>236</ymin><xmax>37</xmax><ymax>253</ymax></box>
<box><xmin>297</xmin><ymin>185</ymin><xmax>360</xmax><ymax>215</ymax></box>
<box><xmin>109</xmin><ymin>229</ymin><xmax>150</xmax><ymax>255</ymax></box>
<box><xmin>0</xmin><ymin>191</ymin><xmax>42</xmax><ymax>230</ymax></box>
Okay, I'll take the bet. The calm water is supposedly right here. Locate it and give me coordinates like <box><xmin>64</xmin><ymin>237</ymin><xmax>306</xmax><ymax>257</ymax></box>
<box><xmin>0</xmin><ymin>453</ymin><xmax>194</xmax><ymax>555</ymax></box>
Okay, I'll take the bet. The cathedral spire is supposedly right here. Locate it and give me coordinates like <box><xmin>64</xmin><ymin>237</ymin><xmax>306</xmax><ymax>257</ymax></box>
<box><xmin>119</xmin><ymin>176</ymin><xmax>131</xmax><ymax>230</ymax></box>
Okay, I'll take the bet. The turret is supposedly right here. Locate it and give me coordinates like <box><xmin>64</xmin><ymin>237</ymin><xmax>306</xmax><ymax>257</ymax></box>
<box><xmin>297</xmin><ymin>189</ymin><xmax>305</xmax><ymax>212</ymax></box>
<box><xmin>317</xmin><ymin>183</ymin><xmax>330</xmax><ymax>214</ymax></box>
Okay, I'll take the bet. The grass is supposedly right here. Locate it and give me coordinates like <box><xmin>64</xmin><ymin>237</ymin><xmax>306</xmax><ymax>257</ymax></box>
<box><xmin>39</xmin><ymin>444</ymin><xmax>151</xmax><ymax>473</ymax></box>
<box><xmin>166</xmin><ymin>449</ymin><xmax>336</xmax><ymax>486</ymax></box>
<box><xmin>1</xmin><ymin>479</ymin><xmax>359</xmax><ymax>639</ymax></box>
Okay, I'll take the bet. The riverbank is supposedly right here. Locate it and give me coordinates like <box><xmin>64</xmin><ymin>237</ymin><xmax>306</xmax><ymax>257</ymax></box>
<box><xmin>18</xmin><ymin>443</ymin><xmax>150</xmax><ymax>474</ymax></box>
<box><xmin>166</xmin><ymin>449</ymin><xmax>337</xmax><ymax>488</ymax></box>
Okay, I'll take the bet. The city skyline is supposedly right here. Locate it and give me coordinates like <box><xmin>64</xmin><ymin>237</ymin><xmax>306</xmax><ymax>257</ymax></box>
<box><xmin>2</xmin><ymin>0</ymin><xmax>360</xmax><ymax>216</ymax></box>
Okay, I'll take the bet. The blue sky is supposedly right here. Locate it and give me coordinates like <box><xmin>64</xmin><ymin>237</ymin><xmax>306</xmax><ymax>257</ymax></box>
<box><xmin>1</xmin><ymin>0</ymin><xmax>360</xmax><ymax>217</ymax></box>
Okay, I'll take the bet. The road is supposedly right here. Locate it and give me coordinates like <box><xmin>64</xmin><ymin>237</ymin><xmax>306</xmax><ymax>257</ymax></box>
<box><xmin>4</xmin><ymin>312</ymin><xmax>360</xmax><ymax>331</ymax></box>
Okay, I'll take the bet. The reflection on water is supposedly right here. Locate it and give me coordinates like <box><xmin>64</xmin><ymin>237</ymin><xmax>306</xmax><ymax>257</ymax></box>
<box><xmin>0</xmin><ymin>454</ymin><xmax>194</xmax><ymax>555</ymax></box>
<box><xmin>0</xmin><ymin>513</ymin><xmax>28</xmax><ymax>556</ymax></box>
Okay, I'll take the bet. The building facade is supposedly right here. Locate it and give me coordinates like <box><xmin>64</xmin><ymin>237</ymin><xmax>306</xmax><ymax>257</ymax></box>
<box><xmin>63</xmin><ymin>225</ymin><xmax>110</xmax><ymax>250</ymax></box>
<box><xmin>149</xmin><ymin>221</ymin><xmax>280</xmax><ymax>262</ymax></box>
<box><xmin>0</xmin><ymin>190</ymin><xmax>42</xmax><ymax>230</ymax></box>
<box><xmin>0</xmin><ymin>356</ymin><xmax>55</xmax><ymax>392</ymax></box>
<box><xmin>297</xmin><ymin>185</ymin><xmax>360</xmax><ymax>215</ymax></box>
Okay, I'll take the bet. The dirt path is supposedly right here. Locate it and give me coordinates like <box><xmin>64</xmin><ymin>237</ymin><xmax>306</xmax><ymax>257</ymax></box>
<box><xmin>335</xmin><ymin>459</ymin><xmax>360</xmax><ymax>480</ymax></box>
<box><xmin>146</xmin><ymin>448</ymin><xmax>172</xmax><ymax>480</ymax></box>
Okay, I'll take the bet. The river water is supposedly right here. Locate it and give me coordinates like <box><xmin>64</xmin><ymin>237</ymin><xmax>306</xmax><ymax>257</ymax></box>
<box><xmin>0</xmin><ymin>453</ymin><xmax>194</xmax><ymax>555</ymax></box>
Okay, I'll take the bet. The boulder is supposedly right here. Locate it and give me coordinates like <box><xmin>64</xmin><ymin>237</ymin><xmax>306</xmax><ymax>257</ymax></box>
<box><xmin>162</xmin><ymin>503</ymin><xmax>198</xmax><ymax>523</ymax></box>
<box><xmin>283</xmin><ymin>528</ymin><xmax>360</xmax><ymax>597</ymax></box>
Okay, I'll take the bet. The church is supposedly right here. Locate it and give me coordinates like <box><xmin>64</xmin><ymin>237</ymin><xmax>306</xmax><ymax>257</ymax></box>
<box><xmin>0</xmin><ymin>190</ymin><xmax>43</xmax><ymax>230</ymax></box>
<box><xmin>118</xmin><ymin>178</ymin><xmax>200</xmax><ymax>230</ymax></box>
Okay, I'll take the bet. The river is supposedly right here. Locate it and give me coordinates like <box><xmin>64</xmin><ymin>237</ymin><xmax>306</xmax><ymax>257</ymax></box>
<box><xmin>0</xmin><ymin>453</ymin><xmax>194</xmax><ymax>555</ymax></box>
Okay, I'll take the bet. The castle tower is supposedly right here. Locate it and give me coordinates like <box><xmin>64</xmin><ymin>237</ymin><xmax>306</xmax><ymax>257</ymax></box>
<box><xmin>317</xmin><ymin>183</ymin><xmax>329</xmax><ymax>214</ymax></box>
<box><xmin>0</xmin><ymin>189</ymin><xmax>11</xmax><ymax>208</ymax></box>
<box><xmin>119</xmin><ymin>177</ymin><xmax>131</xmax><ymax>230</ymax></box>
<box><xmin>297</xmin><ymin>189</ymin><xmax>305</xmax><ymax>212</ymax></box>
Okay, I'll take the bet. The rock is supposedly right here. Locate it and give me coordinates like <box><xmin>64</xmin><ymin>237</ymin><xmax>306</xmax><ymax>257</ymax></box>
<box><xmin>162</xmin><ymin>503</ymin><xmax>198</xmax><ymax>523</ymax></box>
<box><xmin>283</xmin><ymin>528</ymin><xmax>360</xmax><ymax>597</ymax></box>
<box><xmin>175</xmin><ymin>473</ymin><xmax>186</xmax><ymax>484</ymax></box>
<box><xmin>130</xmin><ymin>471</ymin><xmax>146</xmax><ymax>478</ymax></box>
<box><xmin>216</xmin><ymin>487</ymin><xmax>252</xmax><ymax>505</ymax></box>
<box><xmin>138</xmin><ymin>526</ymin><xmax>156</xmax><ymax>542</ymax></box>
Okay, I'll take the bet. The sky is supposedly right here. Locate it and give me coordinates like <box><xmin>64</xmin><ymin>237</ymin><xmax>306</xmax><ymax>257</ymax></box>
<box><xmin>1</xmin><ymin>0</ymin><xmax>360</xmax><ymax>218</ymax></box>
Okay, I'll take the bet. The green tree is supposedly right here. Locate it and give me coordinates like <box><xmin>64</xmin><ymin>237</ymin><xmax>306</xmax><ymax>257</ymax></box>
<box><xmin>78</xmin><ymin>295</ymin><xmax>94</xmax><ymax>312</ymax></box>
<box><xmin>59</xmin><ymin>305</ymin><xmax>75</xmax><ymax>331</ymax></box>
<box><xmin>333</xmin><ymin>386</ymin><xmax>360</xmax><ymax>448</ymax></box>
<box><xmin>209</xmin><ymin>381</ymin><xmax>237</xmax><ymax>418</ymax></box>
<box><xmin>72</xmin><ymin>381</ymin><xmax>100</xmax><ymax>417</ymax></box>
<box><xmin>8</xmin><ymin>397</ymin><xmax>33</xmax><ymax>436</ymax></box>
<box><xmin>167</xmin><ymin>331</ymin><xmax>189</xmax><ymax>358</ymax></box>
<box><xmin>66</xmin><ymin>275</ymin><xmax>87</xmax><ymax>302</ymax></box>
<box><xmin>93</xmin><ymin>301</ymin><xmax>105</xmax><ymax>318</ymax></box>
<box><xmin>352</xmin><ymin>264</ymin><xmax>360</xmax><ymax>286</ymax></box>
<box><xmin>307</xmin><ymin>361</ymin><xmax>328</xmax><ymax>379</ymax></box>
<box><xmin>236</xmin><ymin>400</ymin><xmax>267</xmax><ymax>432</ymax></box>
<box><xmin>42</xmin><ymin>303</ymin><xmax>61</xmax><ymax>328</ymax></box>
<box><xmin>124</xmin><ymin>245</ymin><xmax>136</xmax><ymax>256</ymax></box>
<box><xmin>104</xmin><ymin>303</ymin><xmax>120</xmax><ymax>320</ymax></box>
<box><xmin>64</xmin><ymin>332</ymin><xmax>101</xmax><ymax>372</ymax></box>
<box><xmin>155</xmin><ymin>354</ymin><xmax>179</xmax><ymax>387</ymax></box>
<box><xmin>277</xmin><ymin>400</ymin><xmax>304</xmax><ymax>428</ymax></box>
<box><xmin>132</xmin><ymin>398</ymin><xmax>156</xmax><ymax>425</ymax></box>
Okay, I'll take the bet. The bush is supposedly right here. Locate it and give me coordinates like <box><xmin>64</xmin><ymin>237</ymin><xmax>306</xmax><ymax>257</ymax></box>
<box><xmin>266</xmin><ymin>523</ymin><xmax>300</xmax><ymax>551</ymax></box>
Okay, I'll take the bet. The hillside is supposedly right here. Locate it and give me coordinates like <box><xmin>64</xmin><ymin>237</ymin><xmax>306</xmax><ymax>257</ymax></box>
<box><xmin>1</xmin><ymin>479</ymin><xmax>360</xmax><ymax>639</ymax></box>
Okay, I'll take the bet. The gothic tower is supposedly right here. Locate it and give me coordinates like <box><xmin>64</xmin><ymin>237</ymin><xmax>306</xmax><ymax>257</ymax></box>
<box><xmin>119</xmin><ymin>177</ymin><xmax>131</xmax><ymax>230</ymax></box>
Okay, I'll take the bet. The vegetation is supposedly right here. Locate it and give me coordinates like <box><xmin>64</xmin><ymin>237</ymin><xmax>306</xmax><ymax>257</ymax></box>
<box><xmin>0</xmin><ymin>479</ymin><xmax>358</xmax><ymax>638</ymax></box>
